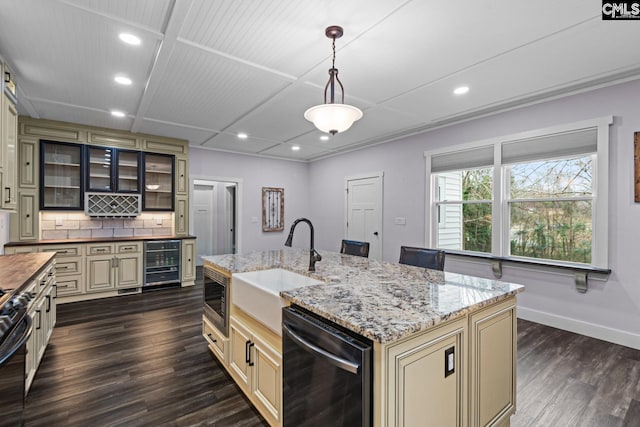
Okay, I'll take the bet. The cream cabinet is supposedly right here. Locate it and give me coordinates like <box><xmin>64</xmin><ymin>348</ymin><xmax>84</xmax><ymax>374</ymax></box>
<box><xmin>203</xmin><ymin>316</ymin><xmax>228</xmax><ymax>364</ymax></box>
<box><xmin>1</xmin><ymin>93</ymin><xmax>17</xmax><ymax>210</ymax></box>
<box><xmin>181</xmin><ymin>238</ymin><xmax>196</xmax><ymax>286</ymax></box>
<box><xmin>40</xmin><ymin>244</ymin><xmax>84</xmax><ymax>296</ymax></box>
<box><xmin>228</xmin><ymin>315</ymin><xmax>282</xmax><ymax>427</ymax></box>
<box><xmin>175</xmin><ymin>195</ymin><xmax>188</xmax><ymax>235</ymax></box>
<box><xmin>469</xmin><ymin>297</ymin><xmax>517</xmax><ymax>427</ymax></box>
<box><xmin>376</xmin><ymin>317</ymin><xmax>466</xmax><ymax>427</ymax></box>
<box><xmin>86</xmin><ymin>242</ymin><xmax>142</xmax><ymax>292</ymax></box>
<box><xmin>176</xmin><ymin>157</ymin><xmax>188</xmax><ymax>195</ymax></box>
<box><xmin>25</xmin><ymin>259</ymin><xmax>56</xmax><ymax>393</ymax></box>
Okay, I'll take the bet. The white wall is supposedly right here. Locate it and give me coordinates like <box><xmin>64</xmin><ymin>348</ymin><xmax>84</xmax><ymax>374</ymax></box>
<box><xmin>189</xmin><ymin>148</ymin><xmax>311</xmax><ymax>253</ymax></box>
<box><xmin>308</xmin><ymin>79</ymin><xmax>640</xmax><ymax>349</ymax></box>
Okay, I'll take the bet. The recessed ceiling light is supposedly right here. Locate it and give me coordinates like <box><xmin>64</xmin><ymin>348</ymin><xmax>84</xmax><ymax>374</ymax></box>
<box><xmin>114</xmin><ymin>75</ymin><xmax>132</xmax><ymax>85</ymax></box>
<box><xmin>320</xmin><ymin>135</ymin><xmax>329</xmax><ymax>141</ymax></box>
<box><xmin>237</xmin><ymin>132</ymin><xmax>248</xmax><ymax>140</ymax></box>
<box><xmin>291</xmin><ymin>145</ymin><xmax>301</xmax><ymax>151</ymax></box>
<box><xmin>454</xmin><ymin>86</ymin><xmax>469</xmax><ymax>95</ymax></box>
<box><xmin>119</xmin><ymin>33</ymin><xmax>141</xmax><ymax>46</ymax></box>
<box><xmin>110</xmin><ymin>110</ymin><xmax>126</xmax><ymax>118</ymax></box>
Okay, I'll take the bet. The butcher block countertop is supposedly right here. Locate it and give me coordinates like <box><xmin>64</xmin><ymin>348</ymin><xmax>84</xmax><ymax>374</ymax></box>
<box><xmin>0</xmin><ymin>252</ymin><xmax>56</xmax><ymax>294</ymax></box>
<box><xmin>202</xmin><ymin>248</ymin><xmax>524</xmax><ymax>344</ymax></box>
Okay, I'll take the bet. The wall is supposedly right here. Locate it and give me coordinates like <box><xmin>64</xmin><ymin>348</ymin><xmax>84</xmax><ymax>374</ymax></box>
<box><xmin>189</xmin><ymin>148</ymin><xmax>311</xmax><ymax>253</ymax></box>
<box><xmin>39</xmin><ymin>212</ymin><xmax>173</xmax><ymax>239</ymax></box>
<box><xmin>308</xmin><ymin>79</ymin><xmax>640</xmax><ymax>349</ymax></box>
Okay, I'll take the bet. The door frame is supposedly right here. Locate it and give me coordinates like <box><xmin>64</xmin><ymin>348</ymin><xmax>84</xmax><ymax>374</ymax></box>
<box><xmin>344</xmin><ymin>171</ymin><xmax>384</xmax><ymax>260</ymax></box>
<box><xmin>190</xmin><ymin>175</ymin><xmax>243</xmax><ymax>255</ymax></box>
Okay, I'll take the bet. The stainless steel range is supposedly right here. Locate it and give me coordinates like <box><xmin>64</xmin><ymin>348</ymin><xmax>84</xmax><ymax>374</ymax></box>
<box><xmin>0</xmin><ymin>288</ymin><xmax>34</xmax><ymax>427</ymax></box>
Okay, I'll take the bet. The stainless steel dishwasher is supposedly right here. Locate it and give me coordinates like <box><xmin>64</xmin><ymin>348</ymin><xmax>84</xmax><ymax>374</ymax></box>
<box><xmin>282</xmin><ymin>305</ymin><xmax>372</xmax><ymax>427</ymax></box>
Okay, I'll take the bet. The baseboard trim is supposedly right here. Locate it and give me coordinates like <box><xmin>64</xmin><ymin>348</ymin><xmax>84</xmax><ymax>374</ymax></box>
<box><xmin>518</xmin><ymin>306</ymin><xmax>640</xmax><ymax>350</ymax></box>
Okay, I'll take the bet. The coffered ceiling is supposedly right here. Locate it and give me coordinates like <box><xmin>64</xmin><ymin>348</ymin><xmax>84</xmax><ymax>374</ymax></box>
<box><xmin>1</xmin><ymin>0</ymin><xmax>639</xmax><ymax>161</ymax></box>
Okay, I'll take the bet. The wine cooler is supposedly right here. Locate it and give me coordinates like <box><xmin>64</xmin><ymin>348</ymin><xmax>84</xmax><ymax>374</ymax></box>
<box><xmin>144</xmin><ymin>240</ymin><xmax>181</xmax><ymax>288</ymax></box>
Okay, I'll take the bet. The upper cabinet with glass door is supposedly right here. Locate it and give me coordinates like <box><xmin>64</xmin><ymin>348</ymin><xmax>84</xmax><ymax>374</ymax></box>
<box><xmin>117</xmin><ymin>150</ymin><xmax>141</xmax><ymax>193</ymax></box>
<box><xmin>86</xmin><ymin>146</ymin><xmax>113</xmax><ymax>191</ymax></box>
<box><xmin>40</xmin><ymin>140</ymin><xmax>83</xmax><ymax>209</ymax></box>
<box><xmin>143</xmin><ymin>153</ymin><xmax>174</xmax><ymax>211</ymax></box>
<box><xmin>86</xmin><ymin>146</ymin><xmax>140</xmax><ymax>193</ymax></box>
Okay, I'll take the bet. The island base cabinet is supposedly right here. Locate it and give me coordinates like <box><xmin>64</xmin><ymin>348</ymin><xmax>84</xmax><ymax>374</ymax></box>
<box><xmin>469</xmin><ymin>297</ymin><xmax>517</xmax><ymax>427</ymax></box>
<box><xmin>376</xmin><ymin>317</ymin><xmax>466</xmax><ymax>427</ymax></box>
<box><xmin>228</xmin><ymin>315</ymin><xmax>282</xmax><ymax>426</ymax></box>
<box><xmin>203</xmin><ymin>316</ymin><xmax>228</xmax><ymax>364</ymax></box>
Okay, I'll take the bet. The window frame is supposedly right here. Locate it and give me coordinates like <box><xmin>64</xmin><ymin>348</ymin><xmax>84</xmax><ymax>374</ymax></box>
<box><xmin>424</xmin><ymin>116</ymin><xmax>612</xmax><ymax>269</ymax></box>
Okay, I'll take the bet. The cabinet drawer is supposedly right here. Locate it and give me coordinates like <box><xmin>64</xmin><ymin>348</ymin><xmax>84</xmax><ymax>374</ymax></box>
<box><xmin>40</xmin><ymin>245</ymin><xmax>82</xmax><ymax>257</ymax></box>
<box><xmin>56</xmin><ymin>276</ymin><xmax>83</xmax><ymax>296</ymax></box>
<box><xmin>4</xmin><ymin>246</ymin><xmax>37</xmax><ymax>254</ymax></box>
<box><xmin>55</xmin><ymin>257</ymin><xmax>82</xmax><ymax>275</ymax></box>
<box><xmin>87</xmin><ymin>244</ymin><xmax>113</xmax><ymax>255</ymax></box>
<box><xmin>204</xmin><ymin>317</ymin><xmax>228</xmax><ymax>364</ymax></box>
<box><xmin>116</xmin><ymin>242</ymin><xmax>141</xmax><ymax>254</ymax></box>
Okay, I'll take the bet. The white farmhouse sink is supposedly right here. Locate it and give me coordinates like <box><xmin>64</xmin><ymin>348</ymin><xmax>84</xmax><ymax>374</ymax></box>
<box><xmin>231</xmin><ymin>269</ymin><xmax>322</xmax><ymax>335</ymax></box>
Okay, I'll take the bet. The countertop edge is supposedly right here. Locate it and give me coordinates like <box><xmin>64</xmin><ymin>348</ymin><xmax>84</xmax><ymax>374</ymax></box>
<box><xmin>5</xmin><ymin>235</ymin><xmax>196</xmax><ymax>247</ymax></box>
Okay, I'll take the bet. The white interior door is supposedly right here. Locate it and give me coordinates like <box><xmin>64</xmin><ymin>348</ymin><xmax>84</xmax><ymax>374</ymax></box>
<box><xmin>193</xmin><ymin>184</ymin><xmax>215</xmax><ymax>265</ymax></box>
<box><xmin>345</xmin><ymin>173</ymin><xmax>383</xmax><ymax>260</ymax></box>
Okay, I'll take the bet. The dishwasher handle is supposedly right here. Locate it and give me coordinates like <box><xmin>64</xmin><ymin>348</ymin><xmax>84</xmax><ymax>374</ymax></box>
<box><xmin>283</xmin><ymin>323</ymin><xmax>360</xmax><ymax>375</ymax></box>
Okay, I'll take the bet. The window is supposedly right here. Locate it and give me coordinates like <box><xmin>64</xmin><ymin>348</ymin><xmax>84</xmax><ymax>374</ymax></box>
<box><xmin>426</xmin><ymin>117</ymin><xmax>611</xmax><ymax>268</ymax></box>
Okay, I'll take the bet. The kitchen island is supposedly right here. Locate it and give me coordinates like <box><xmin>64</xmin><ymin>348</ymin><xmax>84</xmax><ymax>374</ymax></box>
<box><xmin>202</xmin><ymin>248</ymin><xmax>524</xmax><ymax>427</ymax></box>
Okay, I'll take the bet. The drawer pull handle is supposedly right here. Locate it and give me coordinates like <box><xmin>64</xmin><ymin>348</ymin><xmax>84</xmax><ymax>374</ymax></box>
<box><xmin>207</xmin><ymin>333</ymin><xmax>217</xmax><ymax>343</ymax></box>
<box><xmin>58</xmin><ymin>266</ymin><xmax>69</xmax><ymax>270</ymax></box>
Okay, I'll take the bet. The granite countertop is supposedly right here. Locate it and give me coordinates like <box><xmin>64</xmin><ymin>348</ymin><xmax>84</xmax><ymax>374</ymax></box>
<box><xmin>5</xmin><ymin>235</ymin><xmax>196</xmax><ymax>247</ymax></box>
<box><xmin>0</xmin><ymin>252</ymin><xmax>56</xmax><ymax>293</ymax></box>
<box><xmin>203</xmin><ymin>248</ymin><xmax>524</xmax><ymax>344</ymax></box>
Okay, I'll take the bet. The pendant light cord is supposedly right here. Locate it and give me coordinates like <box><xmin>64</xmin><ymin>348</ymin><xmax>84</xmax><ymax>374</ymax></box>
<box><xmin>332</xmin><ymin>36</ymin><xmax>336</xmax><ymax>70</ymax></box>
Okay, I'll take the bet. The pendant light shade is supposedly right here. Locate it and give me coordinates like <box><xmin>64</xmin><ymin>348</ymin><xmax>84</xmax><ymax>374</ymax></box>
<box><xmin>305</xmin><ymin>26</ymin><xmax>363</xmax><ymax>135</ymax></box>
<box><xmin>304</xmin><ymin>103</ymin><xmax>363</xmax><ymax>134</ymax></box>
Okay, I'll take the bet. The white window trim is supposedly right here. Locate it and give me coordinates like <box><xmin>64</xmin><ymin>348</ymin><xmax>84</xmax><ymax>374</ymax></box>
<box><xmin>424</xmin><ymin>116</ymin><xmax>612</xmax><ymax>269</ymax></box>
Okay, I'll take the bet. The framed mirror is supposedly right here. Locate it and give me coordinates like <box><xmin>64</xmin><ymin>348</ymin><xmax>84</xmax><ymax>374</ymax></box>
<box><xmin>262</xmin><ymin>187</ymin><xmax>284</xmax><ymax>231</ymax></box>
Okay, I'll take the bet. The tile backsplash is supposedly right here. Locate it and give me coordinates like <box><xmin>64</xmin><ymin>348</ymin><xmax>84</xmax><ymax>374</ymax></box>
<box><xmin>40</xmin><ymin>212</ymin><xmax>173</xmax><ymax>240</ymax></box>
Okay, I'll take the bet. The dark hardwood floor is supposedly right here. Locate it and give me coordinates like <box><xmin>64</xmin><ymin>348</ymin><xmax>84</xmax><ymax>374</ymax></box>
<box><xmin>24</xmin><ymin>269</ymin><xmax>640</xmax><ymax>426</ymax></box>
<box><xmin>24</xmin><ymin>270</ymin><xmax>267</xmax><ymax>427</ymax></box>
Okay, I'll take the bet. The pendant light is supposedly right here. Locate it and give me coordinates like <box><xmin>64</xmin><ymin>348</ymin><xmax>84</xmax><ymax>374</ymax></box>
<box><xmin>304</xmin><ymin>26</ymin><xmax>363</xmax><ymax>135</ymax></box>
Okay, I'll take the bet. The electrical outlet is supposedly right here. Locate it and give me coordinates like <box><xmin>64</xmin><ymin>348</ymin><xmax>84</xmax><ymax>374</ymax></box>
<box><xmin>444</xmin><ymin>346</ymin><xmax>455</xmax><ymax>377</ymax></box>
<box><xmin>156</xmin><ymin>217</ymin><xmax>163</xmax><ymax>225</ymax></box>
<box><xmin>251</xmin><ymin>217</ymin><xmax>258</xmax><ymax>223</ymax></box>
<box><xmin>394</xmin><ymin>217</ymin><xmax>406</xmax><ymax>225</ymax></box>
<box><xmin>55</xmin><ymin>218</ymin><xmax>63</xmax><ymax>226</ymax></box>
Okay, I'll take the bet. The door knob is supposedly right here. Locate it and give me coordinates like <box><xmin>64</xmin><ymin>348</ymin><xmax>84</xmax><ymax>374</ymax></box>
<box><xmin>373</xmin><ymin>232</ymin><xmax>379</xmax><ymax>236</ymax></box>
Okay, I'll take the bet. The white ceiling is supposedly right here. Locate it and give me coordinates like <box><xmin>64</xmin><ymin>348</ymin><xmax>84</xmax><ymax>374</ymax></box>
<box><xmin>1</xmin><ymin>0</ymin><xmax>639</xmax><ymax>161</ymax></box>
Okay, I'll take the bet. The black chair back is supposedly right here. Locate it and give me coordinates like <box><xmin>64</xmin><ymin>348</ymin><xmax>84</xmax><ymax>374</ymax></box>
<box><xmin>340</xmin><ymin>240</ymin><xmax>370</xmax><ymax>258</ymax></box>
<box><xmin>399</xmin><ymin>246</ymin><xmax>445</xmax><ymax>270</ymax></box>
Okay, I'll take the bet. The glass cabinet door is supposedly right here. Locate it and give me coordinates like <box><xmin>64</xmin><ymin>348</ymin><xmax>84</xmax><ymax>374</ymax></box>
<box><xmin>41</xmin><ymin>141</ymin><xmax>83</xmax><ymax>209</ymax></box>
<box><xmin>143</xmin><ymin>153</ymin><xmax>174</xmax><ymax>210</ymax></box>
<box><xmin>86</xmin><ymin>146</ymin><xmax>113</xmax><ymax>191</ymax></box>
<box><xmin>116</xmin><ymin>150</ymin><xmax>140</xmax><ymax>193</ymax></box>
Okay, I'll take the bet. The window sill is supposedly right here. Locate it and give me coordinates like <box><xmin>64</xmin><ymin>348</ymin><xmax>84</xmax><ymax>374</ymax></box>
<box><xmin>444</xmin><ymin>250</ymin><xmax>611</xmax><ymax>293</ymax></box>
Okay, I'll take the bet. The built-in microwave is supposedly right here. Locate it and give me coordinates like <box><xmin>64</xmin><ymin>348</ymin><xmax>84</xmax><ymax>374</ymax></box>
<box><xmin>203</xmin><ymin>266</ymin><xmax>229</xmax><ymax>337</ymax></box>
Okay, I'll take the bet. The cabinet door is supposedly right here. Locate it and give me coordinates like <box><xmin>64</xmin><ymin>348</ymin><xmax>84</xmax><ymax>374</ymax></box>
<box><xmin>2</xmin><ymin>95</ymin><xmax>17</xmax><ymax>210</ymax></box>
<box><xmin>116</xmin><ymin>254</ymin><xmax>142</xmax><ymax>288</ymax></box>
<box><xmin>19</xmin><ymin>138</ymin><xmax>37</xmax><ymax>188</ymax></box>
<box><xmin>86</xmin><ymin>255</ymin><xmax>115</xmax><ymax>292</ymax></box>
<box><xmin>17</xmin><ymin>191</ymin><xmax>37</xmax><ymax>240</ymax></box>
<box><xmin>86</xmin><ymin>146</ymin><xmax>113</xmax><ymax>191</ymax></box>
<box><xmin>385</xmin><ymin>319</ymin><xmax>465</xmax><ymax>427</ymax></box>
<box><xmin>40</xmin><ymin>140</ymin><xmax>83</xmax><ymax>210</ymax></box>
<box><xmin>229</xmin><ymin>317</ymin><xmax>252</xmax><ymax>392</ymax></box>
<box><xmin>176</xmin><ymin>157</ymin><xmax>188</xmax><ymax>194</ymax></box>
<box><xmin>143</xmin><ymin>153</ymin><xmax>174</xmax><ymax>210</ymax></box>
<box><xmin>175</xmin><ymin>195</ymin><xmax>188</xmax><ymax>235</ymax></box>
<box><xmin>116</xmin><ymin>150</ymin><xmax>140</xmax><ymax>192</ymax></box>
<box><xmin>469</xmin><ymin>299</ymin><xmax>516</xmax><ymax>427</ymax></box>
<box><xmin>181</xmin><ymin>239</ymin><xmax>196</xmax><ymax>284</ymax></box>
<box><xmin>252</xmin><ymin>333</ymin><xmax>282</xmax><ymax>424</ymax></box>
